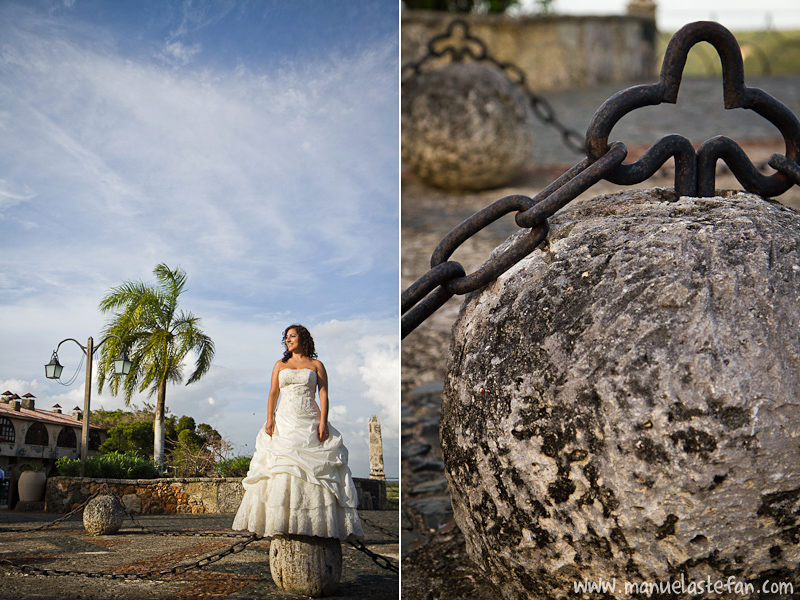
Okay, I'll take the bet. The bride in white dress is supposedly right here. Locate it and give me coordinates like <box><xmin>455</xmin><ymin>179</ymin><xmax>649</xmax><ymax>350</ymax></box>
<box><xmin>233</xmin><ymin>324</ymin><xmax>363</xmax><ymax>540</ymax></box>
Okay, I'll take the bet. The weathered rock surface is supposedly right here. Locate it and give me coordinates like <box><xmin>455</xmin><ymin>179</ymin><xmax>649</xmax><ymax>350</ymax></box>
<box><xmin>83</xmin><ymin>495</ymin><xmax>125</xmax><ymax>536</ymax></box>
<box><xmin>269</xmin><ymin>534</ymin><xmax>342</xmax><ymax>597</ymax></box>
<box><xmin>369</xmin><ymin>414</ymin><xmax>386</xmax><ymax>481</ymax></box>
<box><xmin>401</xmin><ymin>62</ymin><xmax>535</xmax><ymax>191</ymax></box>
<box><xmin>442</xmin><ymin>189</ymin><xmax>800</xmax><ymax>598</ymax></box>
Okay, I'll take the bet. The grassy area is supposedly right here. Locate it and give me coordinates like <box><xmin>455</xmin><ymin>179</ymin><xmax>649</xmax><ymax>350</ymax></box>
<box><xmin>386</xmin><ymin>480</ymin><xmax>399</xmax><ymax>510</ymax></box>
<box><xmin>656</xmin><ymin>29</ymin><xmax>800</xmax><ymax>76</ymax></box>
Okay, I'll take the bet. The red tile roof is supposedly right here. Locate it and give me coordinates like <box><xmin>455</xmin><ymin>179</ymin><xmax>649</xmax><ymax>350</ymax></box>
<box><xmin>0</xmin><ymin>402</ymin><xmax>103</xmax><ymax>430</ymax></box>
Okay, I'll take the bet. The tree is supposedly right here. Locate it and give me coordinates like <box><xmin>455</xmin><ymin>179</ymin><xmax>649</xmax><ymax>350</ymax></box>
<box><xmin>96</xmin><ymin>264</ymin><xmax>215</xmax><ymax>473</ymax></box>
<box><xmin>177</xmin><ymin>415</ymin><xmax>196</xmax><ymax>433</ymax></box>
<box><xmin>170</xmin><ymin>420</ymin><xmax>228</xmax><ymax>477</ymax></box>
<box><xmin>98</xmin><ymin>421</ymin><xmax>154</xmax><ymax>457</ymax></box>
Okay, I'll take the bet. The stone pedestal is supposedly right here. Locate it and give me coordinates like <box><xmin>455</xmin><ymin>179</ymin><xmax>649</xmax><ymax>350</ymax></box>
<box><xmin>83</xmin><ymin>495</ymin><xmax>125</xmax><ymax>536</ymax></box>
<box><xmin>269</xmin><ymin>534</ymin><xmax>342</xmax><ymax>597</ymax></box>
<box><xmin>402</xmin><ymin>62</ymin><xmax>535</xmax><ymax>191</ymax></box>
<box><xmin>442</xmin><ymin>190</ymin><xmax>800</xmax><ymax>598</ymax></box>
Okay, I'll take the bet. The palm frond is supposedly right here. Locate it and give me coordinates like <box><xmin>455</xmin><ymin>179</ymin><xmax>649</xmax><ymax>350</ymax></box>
<box><xmin>154</xmin><ymin>263</ymin><xmax>187</xmax><ymax>297</ymax></box>
<box><xmin>96</xmin><ymin>263</ymin><xmax>214</xmax><ymax>402</ymax></box>
<box><xmin>98</xmin><ymin>281</ymin><xmax>157</xmax><ymax>314</ymax></box>
<box><xmin>170</xmin><ymin>311</ymin><xmax>216</xmax><ymax>385</ymax></box>
<box><xmin>187</xmin><ymin>331</ymin><xmax>215</xmax><ymax>385</ymax></box>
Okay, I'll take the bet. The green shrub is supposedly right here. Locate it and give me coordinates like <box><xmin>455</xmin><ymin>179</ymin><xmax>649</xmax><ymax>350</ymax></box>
<box><xmin>55</xmin><ymin>452</ymin><xmax>159</xmax><ymax>479</ymax></box>
<box><xmin>386</xmin><ymin>481</ymin><xmax>399</xmax><ymax>510</ymax></box>
<box><xmin>19</xmin><ymin>462</ymin><xmax>47</xmax><ymax>472</ymax></box>
<box><xmin>215</xmin><ymin>456</ymin><xmax>251</xmax><ymax>477</ymax></box>
<box><xmin>55</xmin><ymin>456</ymin><xmax>81</xmax><ymax>477</ymax></box>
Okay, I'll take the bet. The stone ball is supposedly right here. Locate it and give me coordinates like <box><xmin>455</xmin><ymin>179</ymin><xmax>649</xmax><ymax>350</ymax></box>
<box><xmin>401</xmin><ymin>62</ymin><xmax>535</xmax><ymax>191</ymax></box>
<box><xmin>269</xmin><ymin>534</ymin><xmax>342</xmax><ymax>597</ymax></box>
<box><xmin>83</xmin><ymin>494</ymin><xmax>125</xmax><ymax>536</ymax></box>
<box><xmin>442</xmin><ymin>189</ymin><xmax>800</xmax><ymax>598</ymax></box>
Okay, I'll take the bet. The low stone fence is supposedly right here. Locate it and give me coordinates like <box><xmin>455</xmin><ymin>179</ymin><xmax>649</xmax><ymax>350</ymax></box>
<box><xmin>45</xmin><ymin>476</ymin><xmax>387</xmax><ymax>514</ymax></box>
<box><xmin>402</xmin><ymin>11</ymin><xmax>657</xmax><ymax>92</ymax></box>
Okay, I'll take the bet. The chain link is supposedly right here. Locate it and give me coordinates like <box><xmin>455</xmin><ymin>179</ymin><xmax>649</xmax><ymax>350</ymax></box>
<box><xmin>360</xmin><ymin>515</ymin><xmax>399</xmax><ymax>539</ymax></box>
<box><xmin>402</xmin><ymin>143</ymin><xmax>628</xmax><ymax>337</ymax></box>
<box><xmin>401</xmin><ymin>21</ymin><xmax>800</xmax><ymax>337</ymax></box>
<box><xmin>0</xmin><ymin>487</ymin><xmax>107</xmax><ymax>533</ymax></box>
<box><xmin>402</xmin><ymin>18</ymin><xmax>586</xmax><ymax>155</ymax></box>
<box><xmin>347</xmin><ymin>539</ymin><xmax>399</xmax><ymax>574</ymax></box>
<box><xmin>769</xmin><ymin>153</ymin><xmax>800</xmax><ymax>185</ymax></box>
<box><xmin>0</xmin><ymin>533</ymin><xmax>260</xmax><ymax>580</ymax></box>
<box><xmin>0</xmin><ymin>488</ymin><xmax>398</xmax><ymax>577</ymax></box>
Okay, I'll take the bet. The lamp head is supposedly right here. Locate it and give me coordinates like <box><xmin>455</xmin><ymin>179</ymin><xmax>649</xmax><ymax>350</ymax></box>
<box><xmin>113</xmin><ymin>351</ymin><xmax>132</xmax><ymax>376</ymax></box>
<box><xmin>45</xmin><ymin>352</ymin><xmax>63</xmax><ymax>380</ymax></box>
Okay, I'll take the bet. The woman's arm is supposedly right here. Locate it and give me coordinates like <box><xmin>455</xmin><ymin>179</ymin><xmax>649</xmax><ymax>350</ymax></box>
<box><xmin>264</xmin><ymin>361</ymin><xmax>282</xmax><ymax>436</ymax></box>
<box><xmin>316</xmin><ymin>360</ymin><xmax>330</xmax><ymax>442</ymax></box>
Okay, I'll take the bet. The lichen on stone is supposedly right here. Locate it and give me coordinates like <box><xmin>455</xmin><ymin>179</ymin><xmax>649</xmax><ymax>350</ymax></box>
<box><xmin>442</xmin><ymin>190</ymin><xmax>800</xmax><ymax>598</ymax></box>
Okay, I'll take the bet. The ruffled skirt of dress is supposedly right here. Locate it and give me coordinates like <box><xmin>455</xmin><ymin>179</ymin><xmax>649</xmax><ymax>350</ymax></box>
<box><xmin>232</xmin><ymin>408</ymin><xmax>364</xmax><ymax>541</ymax></box>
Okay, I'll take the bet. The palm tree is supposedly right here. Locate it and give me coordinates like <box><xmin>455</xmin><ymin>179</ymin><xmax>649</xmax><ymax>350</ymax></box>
<box><xmin>96</xmin><ymin>264</ymin><xmax>215</xmax><ymax>472</ymax></box>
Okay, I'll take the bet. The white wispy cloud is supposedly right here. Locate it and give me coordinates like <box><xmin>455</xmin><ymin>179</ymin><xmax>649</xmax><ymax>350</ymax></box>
<box><xmin>0</xmin><ymin>180</ymin><xmax>35</xmax><ymax>214</ymax></box>
<box><xmin>0</xmin><ymin>3</ymin><xmax>398</xmax><ymax>303</ymax></box>
<box><xmin>0</xmin><ymin>2</ymin><xmax>399</xmax><ymax>478</ymax></box>
<box><xmin>158</xmin><ymin>40</ymin><xmax>202</xmax><ymax>66</ymax></box>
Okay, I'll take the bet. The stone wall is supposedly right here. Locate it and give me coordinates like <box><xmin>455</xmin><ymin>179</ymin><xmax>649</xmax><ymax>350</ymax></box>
<box><xmin>402</xmin><ymin>11</ymin><xmax>657</xmax><ymax>91</ymax></box>
<box><xmin>356</xmin><ymin>477</ymin><xmax>388</xmax><ymax>511</ymax></box>
<box><xmin>45</xmin><ymin>476</ymin><xmax>387</xmax><ymax>514</ymax></box>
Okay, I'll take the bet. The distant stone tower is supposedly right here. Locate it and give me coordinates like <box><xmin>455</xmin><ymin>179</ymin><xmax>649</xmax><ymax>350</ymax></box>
<box><xmin>626</xmin><ymin>0</ymin><xmax>657</xmax><ymax>20</ymax></box>
<box><xmin>368</xmin><ymin>415</ymin><xmax>385</xmax><ymax>480</ymax></box>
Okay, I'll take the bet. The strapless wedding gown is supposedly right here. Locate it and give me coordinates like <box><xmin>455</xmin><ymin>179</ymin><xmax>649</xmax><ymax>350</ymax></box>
<box><xmin>232</xmin><ymin>368</ymin><xmax>363</xmax><ymax>540</ymax></box>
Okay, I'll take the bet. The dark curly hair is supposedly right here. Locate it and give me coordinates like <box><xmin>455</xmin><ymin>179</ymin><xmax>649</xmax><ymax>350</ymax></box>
<box><xmin>281</xmin><ymin>324</ymin><xmax>317</xmax><ymax>362</ymax></box>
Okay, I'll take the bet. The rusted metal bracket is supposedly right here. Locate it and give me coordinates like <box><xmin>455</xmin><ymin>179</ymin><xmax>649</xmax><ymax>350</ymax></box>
<box><xmin>587</xmin><ymin>21</ymin><xmax>800</xmax><ymax>198</ymax></box>
<box><xmin>402</xmin><ymin>21</ymin><xmax>800</xmax><ymax>338</ymax></box>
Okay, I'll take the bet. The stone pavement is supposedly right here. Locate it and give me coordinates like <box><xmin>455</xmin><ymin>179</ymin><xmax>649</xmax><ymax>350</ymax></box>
<box><xmin>401</xmin><ymin>75</ymin><xmax>800</xmax><ymax>598</ymax></box>
<box><xmin>0</xmin><ymin>509</ymin><xmax>398</xmax><ymax>600</ymax></box>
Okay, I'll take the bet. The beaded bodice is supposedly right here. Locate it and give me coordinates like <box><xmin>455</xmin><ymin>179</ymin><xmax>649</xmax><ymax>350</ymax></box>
<box><xmin>278</xmin><ymin>368</ymin><xmax>318</xmax><ymax>415</ymax></box>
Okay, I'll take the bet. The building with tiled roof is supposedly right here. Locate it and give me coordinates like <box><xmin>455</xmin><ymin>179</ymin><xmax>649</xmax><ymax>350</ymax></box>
<box><xmin>0</xmin><ymin>391</ymin><xmax>106</xmax><ymax>473</ymax></box>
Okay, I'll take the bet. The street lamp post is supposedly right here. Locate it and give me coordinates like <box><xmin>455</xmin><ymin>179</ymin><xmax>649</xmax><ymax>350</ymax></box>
<box><xmin>44</xmin><ymin>336</ymin><xmax>131</xmax><ymax>477</ymax></box>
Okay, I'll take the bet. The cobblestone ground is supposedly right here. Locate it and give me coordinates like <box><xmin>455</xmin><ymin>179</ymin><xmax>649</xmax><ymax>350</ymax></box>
<box><xmin>401</xmin><ymin>75</ymin><xmax>800</xmax><ymax>599</ymax></box>
<box><xmin>0</xmin><ymin>510</ymin><xmax>398</xmax><ymax>600</ymax></box>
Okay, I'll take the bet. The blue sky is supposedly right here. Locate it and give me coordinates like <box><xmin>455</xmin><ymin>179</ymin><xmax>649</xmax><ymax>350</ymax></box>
<box><xmin>0</xmin><ymin>0</ymin><xmax>399</xmax><ymax>479</ymax></box>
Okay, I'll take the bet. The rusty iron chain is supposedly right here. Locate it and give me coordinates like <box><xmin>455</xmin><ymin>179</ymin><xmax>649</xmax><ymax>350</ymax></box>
<box><xmin>0</xmin><ymin>487</ymin><xmax>108</xmax><ymax>533</ymax></box>
<box><xmin>114</xmin><ymin>492</ymin><xmax>399</xmax><ymax>572</ymax></box>
<box><xmin>402</xmin><ymin>21</ymin><xmax>800</xmax><ymax>338</ymax></box>
<box><xmin>402</xmin><ymin>18</ymin><xmax>586</xmax><ymax>154</ymax></box>
<box><xmin>360</xmin><ymin>515</ymin><xmax>399</xmax><ymax>539</ymax></box>
<box><xmin>0</xmin><ymin>532</ymin><xmax>397</xmax><ymax>579</ymax></box>
<box><xmin>347</xmin><ymin>539</ymin><xmax>399</xmax><ymax>573</ymax></box>
<box><xmin>0</xmin><ymin>487</ymin><xmax>261</xmax><ymax>580</ymax></box>
<box><xmin>402</xmin><ymin>144</ymin><xmax>627</xmax><ymax>337</ymax></box>
<box><xmin>0</xmin><ymin>487</ymin><xmax>398</xmax><ymax>577</ymax></box>
<box><xmin>0</xmin><ymin>533</ymin><xmax>260</xmax><ymax>580</ymax></box>
<box><xmin>116</xmin><ymin>489</ymin><xmax>400</xmax><ymax>574</ymax></box>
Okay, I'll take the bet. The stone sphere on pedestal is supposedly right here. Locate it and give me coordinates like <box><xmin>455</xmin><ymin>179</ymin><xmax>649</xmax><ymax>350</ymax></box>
<box><xmin>269</xmin><ymin>534</ymin><xmax>342</xmax><ymax>597</ymax></box>
<box><xmin>83</xmin><ymin>494</ymin><xmax>125</xmax><ymax>536</ymax></box>
<box><xmin>442</xmin><ymin>190</ymin><xmax>800</xmax><ymax>598</ymax></box>
<box><xmin>401</xmin><ymin>62</ymin><xmax>535</xmax><ymax>191</ymax></box>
